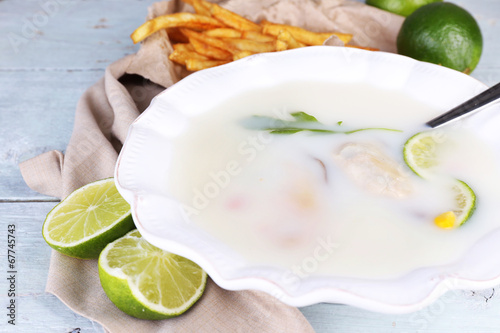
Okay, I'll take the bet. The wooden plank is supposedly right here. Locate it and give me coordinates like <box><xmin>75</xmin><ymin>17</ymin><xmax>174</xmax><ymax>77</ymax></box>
<box><xmin>465</xmin><ymin>0</ymin><xmax>500</xmax><ymax>86</ymax></box>
<box><xmin>301</xmin><ymin>288</ymin><xmax>500</xmax><ymax>332</ymax></box>
<box><xmin>0</xmin><ymin>0</ymin><xmax>157</xmax><ymax>70</ymax></box>
<box><xmin>0</xmin><ymin>70</ymin><xmax>103</xmax><ymax>200</ymax></box>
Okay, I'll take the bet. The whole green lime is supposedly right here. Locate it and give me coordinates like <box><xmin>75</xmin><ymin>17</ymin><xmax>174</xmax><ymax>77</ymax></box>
<box><xmin>397</xmin><ymin>2</ymin><xmax>483</xmax><ymax>74</ymax></box>
<box><xmin>366</xmin><ymin>0</ymin><xmax>442</xmax><ymax>17</ymax></box>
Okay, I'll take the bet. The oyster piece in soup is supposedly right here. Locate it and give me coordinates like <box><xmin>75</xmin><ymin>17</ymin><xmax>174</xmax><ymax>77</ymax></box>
<box><xmin>333</xmin><ymin>142</ymin><xmax>413</xmax><ymax>198</ymax></box>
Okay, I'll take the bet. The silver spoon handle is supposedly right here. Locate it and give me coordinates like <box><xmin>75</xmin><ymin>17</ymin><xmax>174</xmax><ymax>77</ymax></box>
<box><xmin>426</xmin><ymin>82</ymin><xmax>500</xmax><ymax>128</ymax></box>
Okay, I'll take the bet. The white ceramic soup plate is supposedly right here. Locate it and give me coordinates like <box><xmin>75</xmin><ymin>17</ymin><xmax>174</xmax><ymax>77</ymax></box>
<box><xmin>115</xmin><ymin>46</ymin><xmax>500</xmax><ymax>314</ymax></box>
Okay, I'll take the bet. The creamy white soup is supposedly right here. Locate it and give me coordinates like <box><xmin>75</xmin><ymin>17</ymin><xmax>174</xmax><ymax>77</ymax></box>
<box><xmin>166</xmin><ymin>81</ymin><xmax>500</xmax><ymax>279</ymax></box>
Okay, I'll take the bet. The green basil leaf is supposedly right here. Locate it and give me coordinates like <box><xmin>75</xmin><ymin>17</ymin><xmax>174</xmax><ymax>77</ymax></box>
<box><xmin>290</xmin><ymin>111</ymin><xmax>319</xmax><ymax>123</ymax></box>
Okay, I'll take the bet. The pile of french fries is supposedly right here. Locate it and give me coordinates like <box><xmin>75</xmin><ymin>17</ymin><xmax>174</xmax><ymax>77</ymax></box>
<box><xmin>131</xmin><ymin>0</ymin><xmax>377</xmax><ymax>71</ymax></box>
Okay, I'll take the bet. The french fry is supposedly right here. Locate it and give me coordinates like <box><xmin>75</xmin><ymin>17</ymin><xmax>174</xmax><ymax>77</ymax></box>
<box><xmin>204</xmin><ymin>28</ymin><xmax>242</xmax><ymax>38</ymax></box>
<box><xmin>275</xmin><ymin>39</ymin><xmax>288</xmax><ymax>51</ymax></box>
<box><xmin>173</xmin><ymin>43</ymin><xmax>196</xmax><ymax>52</ymax></box>
<box><xmin>131</xmin><ymin>13</ymin><xmax>225</xmax><ymax>44</ymax></box>
<box><xmin>261</xmin><ymin>20</ymin><xmax>352</xmax><ymax>45</ymax></box>
<box><xmin>169</xmin><ymin>49</ymin><xmax>209</xmax><ymax>66</ymax></box>
<box><xmin>241</xmin><ymin>30</ymin><xmax>275</xmax><ymax>43</ymax></box>
<box><xmin>166</xmin><ymin>28</ymin><xmax>189</xmax><ymax>43</ymax></box>
<box><xmin>277</xmin><ymin>30</ymin><xmax>305</xmax><ymax>49</ymax></box>
<box><xmin>346</xmin><ymin>45</ymin><xmax>379</xmax><ymax>51</ymax></box>
<box><xmin>186</xmin><ymin>58</ymin><xmax>230</xmax><ymax>71</ymax></box>
<box><xmin>233</xmin><ymin>50</ymin><xmax>254</xmax><ymax>61</ymax></box>
<box><xmin>191</xmin><ymin>0</ymin><xmax>211</xmax><ymax>16</ymax></box>
<box><xmin>210</xmin><ymin>3</ymin><xmax>261</xmax><ymax>32</ymax></box>
<box><xmin>222</xmin><ymin>38</ymin><xmax>276</xmax><ymax>53</ymax></box>
<box><xmin>181</xmin><ymin>28</ymin><xmax>239</xmax><ymax>53</ymax></box>
<box><xmin>189</xmin><ymin>37</ymin><xmax>233</xmax><ymax>60</ymax></box>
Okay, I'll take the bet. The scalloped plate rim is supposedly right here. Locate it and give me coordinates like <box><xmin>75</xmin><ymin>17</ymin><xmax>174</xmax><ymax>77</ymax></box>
<box><xmin>115</xmin><ymin>46</ymin><xmax>500</xmax><ymax>313</ymax></box>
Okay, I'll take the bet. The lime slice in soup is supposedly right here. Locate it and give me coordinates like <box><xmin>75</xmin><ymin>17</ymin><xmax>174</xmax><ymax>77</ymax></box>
<box><xmin>403</xmin><ymin>131</ymin><xmax>441</xmax><ymax>178</ymax></box>
<box><xmin>451</xmin><ymin>179</ymin><xmax>476</xmax><ymax>227</ymax></box>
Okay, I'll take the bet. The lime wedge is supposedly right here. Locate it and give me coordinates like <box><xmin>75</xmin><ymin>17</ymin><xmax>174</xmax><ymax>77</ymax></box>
<box><xmin>42</xmin><ymin>178</ymin><xmax>135</xmax><ymax>259</ymax></box>
<box><xmin>452</xmin><ymin>179</ymin><xmax>476</xmax><ymax>227</ymax></box>
<box><xmin>403</xmin><ymin>131</ymin><xmax>440</xmax><ymax>177</ymax></box>
<box><xmin>98</xmin><ymin>230</ymin><xmax>207</xmax><ymax>320</ymax></box>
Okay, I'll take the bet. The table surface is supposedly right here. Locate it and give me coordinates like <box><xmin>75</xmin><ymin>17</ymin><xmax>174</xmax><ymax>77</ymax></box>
<box><xmin>2</xmin><ymin>0</ymin><xmax>500</xmax><ymax>332</ymax></box>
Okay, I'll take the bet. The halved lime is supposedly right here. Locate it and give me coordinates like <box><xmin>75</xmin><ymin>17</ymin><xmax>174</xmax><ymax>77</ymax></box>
<box><xmin>451</xmin><ymin>179</ymin><xmax>476</xmax><ymax>227</ymax></box>
<box><xmin>42</xmin><ymin>178</ymin><xmax>135</xmax><ymax>259</ymax></box>
<box><xmin>403</xmin><ymin>131</ymin><xmax>440</xmax><ymax>178</ymax></box>
<box><xmin>98</xmin><ymin>230</ymin><xmax>207</xmax><ymax>320</ymax></box>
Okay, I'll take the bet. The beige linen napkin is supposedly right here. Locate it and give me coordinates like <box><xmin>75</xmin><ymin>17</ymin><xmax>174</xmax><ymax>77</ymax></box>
<box><xmin>20</xmin><ymin>1</ymin><xmax>403</xmax><ymax>332</ymax></box>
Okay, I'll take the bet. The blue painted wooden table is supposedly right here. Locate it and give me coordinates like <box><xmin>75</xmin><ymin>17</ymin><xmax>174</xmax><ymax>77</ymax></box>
<box><xmin>1</xmin><ymin>0</ymin><xmax>500</xmax><ymax>332</ymax></box>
